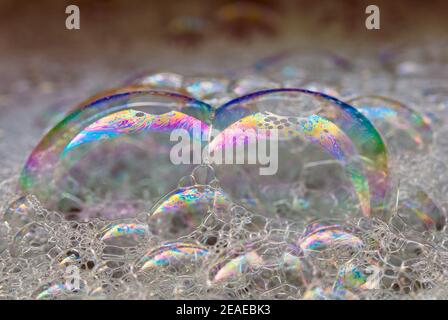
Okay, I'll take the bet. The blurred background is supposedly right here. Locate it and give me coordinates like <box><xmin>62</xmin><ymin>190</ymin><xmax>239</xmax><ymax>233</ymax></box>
<box><xmin>0</xmin><ymin>0</ymin><xmax>447</xmax><ymax>166</ymax></box>
<box><xmin>1</xmin><ymin>0</ymin><xmax>447</xmax><ymax>84</ymax></box>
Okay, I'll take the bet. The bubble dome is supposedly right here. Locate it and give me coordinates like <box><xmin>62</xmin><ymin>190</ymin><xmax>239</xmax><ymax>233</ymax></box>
<box><xmin>1</xmin><ymin>1</ymin><xmax>448</xmax><ymax>301</ymax></box>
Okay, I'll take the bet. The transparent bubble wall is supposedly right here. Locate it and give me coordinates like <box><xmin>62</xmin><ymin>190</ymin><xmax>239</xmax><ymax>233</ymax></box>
<box><xmin>19</xmin><ymin>85</ymin><xmax>391</xmax><ymax>222</ymax></box>
<box><xmin>19</xmin><ymin>89</ymin><xmax>212</xmax><ymax>220</ymax></box>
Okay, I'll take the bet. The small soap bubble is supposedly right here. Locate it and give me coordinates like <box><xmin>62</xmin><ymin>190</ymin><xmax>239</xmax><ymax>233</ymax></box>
<box><xmin>191</xmin><ymin>165</ymin><xmax>216</xmax><ymax>186</ymax></box>
<box><xmin>58</xmin><ymin>249</ymin><xmax>81</xmax><ymax>267</ymax></box>
<box><xmin>34</xmin><ymin>281</ymin><xmax>84</xmax><ymax>300</ymax></box>
<box><xmin>10</xmin><ymin>223</ymin><xmax>53</xmax><ymax>258</ymax></box>
<box><xmin>148</xmin><ymin>185</ymin><xmax>230</xmax><ymax>239</ymax></box>
<box><xmin>334</xmin><ymin>263</ymin><xmax>370</xmax><ymax>293</ymax></box>
<box><xmin>3</xmin><ymin>196</ymin><xmax>37</xmax><ymax>229</ymax></box>
<box><xmin>348</xmin><ymin>95</ymin><xmax>433</xmax><ymax>153</ymax></box>
<box><xmin>177</xmin><ymin>175</ymin><xmax>197</xmax><ymax>188</ymax></box>
<box><xmin>210</xmin><ymin>250</ymin><xmax>264</xmax><ymax>284</ymax></box>
<box><xmin>35</xmin><ymin>283</ymin><xmax>69</xmax><ymax>300</ymax></box>
<box><xmin>184</xmin><ymin>76</ymin><xmax>229</xmax><ymax>101</ymax></box>
<box><xmin>136</xmin><ymin>241</ymin><xmax>208</xmax><ymax>273</ymax></box>
<box><xmin>298</xmin><ymin>222</ymin><xmax>364</xmax><ymax>254</ymax></box>
<box><xmin>398</xmin><ymin>188</ymin><xmax>446</xmax><ymax>232</ymax></box>
<box><xmin>101</xmin><ymin>223</ymin><xmax>149</xmax><ymax>244</ymax></box>
<box><xmin>0</xmin><ymin>222</ymin><xmax>9</xmax><ymax>254</ymax></box>
<box><xmin>132</xmin><ymin>72</ymin><xmax>184</xmax><ymax>90</ymax></box>
<box><xmin>281</xmin><ymin>251</ymin><xmax>314</xmax><ymax>288</ymax></box>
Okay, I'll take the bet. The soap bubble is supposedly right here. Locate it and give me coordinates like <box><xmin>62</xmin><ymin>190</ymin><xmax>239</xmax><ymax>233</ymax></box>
<box><xmin>211</xmin><ymin>88</ymin><xmax>390</xmax><ymax>220</ymax></box>
<box><xmin>210</xmin><ymin>250</ymin><xmax>264</xmax><ymax>284</ymax></box>
<box><xmin>35</xmin><ymin>283</ymin><xmax>72</xmax><ymax>300</ymax></box>
<box><xmin>101</xmin><ymin>223</ymin><xmax>148</xmax><ymax>241</ymax></box>
<box><xmin>254</xmin><ymin>49</ymin><xmax>353</xmax><ymax>86</ymax></box>
<box><xmin>347</xmin><ymin>95</ymin><xmax>433</xmax><ymax>153</ymax></box>
<box><xmin>3</xmin><ymin>196</ymin><xmax>38</xmax><ymax>229</ymax></box>
<box><xmin>396</xmin><ymin>187</ymin><xmax>446</xmax><ymax>232</ymax></box>
<box><xmin>184</xmin><ymin>76</ymin><xmax>229</xmax><ymax>102</ymax></box>
<box><xmin>34</xmin><ymin>281</ymin><xmax>85</xmax><ymax>300</ymax></box>
<box><xmin>129</xmin><ymin>72</ymin><xmax>184</xmax><ymax>90</ymax></box>
<box><xmin>281</xmin><ymin>251</ymin><xmax>314</xmax><ymax>289</ymax></box>
<box><xmin>10</xmin><ymin>222</ymin><xmax>54</xmax><ymax>258</ymax></box>
<box><xmin>20</xmin><ymin>89</ymin><xmax>212</xmax><ymax>220</ymax></box>
<box><xmin>333</xmin><ymin>262</ymin><xmax>382</xmax><ymax>293</ymax></box>
<box><xmin>57</xmin><ymin>248</ymin><xmax>81</xmax><ymax>267</ymax></box>
<box><xmin>136</xmin><ymin>241</ymin><xmax>208</xmax><ymax>274</ymax></box>
<box><xmin>298</xmin><ymin>222</ymin><xmax>364</xmax><ymax>254</ymax></box>
<box><xmin>148</xmin><ymin>184</ymin><xmax>230</xmax><ymax>239</ymax></box>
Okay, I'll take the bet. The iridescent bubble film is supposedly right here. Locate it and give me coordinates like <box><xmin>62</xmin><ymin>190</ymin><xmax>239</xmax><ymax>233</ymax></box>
<box><xmin>212</xmin><ymin>88</ymin><xmax>390</xmax><ymax>219</ymax></box>
<box><xmin>347</xmin><ymin>95</ymin><xmax>433</xmax><ymax>153</ymax></box>
<box><xmin>298</xmin><ymin>222</ymin><xmax>364</xmax><ymax>253</ymax></box>
<box><xmin>19</xmin><ymin>89</ymin><xmax>212</xmax><ymax>220</ymax></box>
<box><xmin>136</xmin><ymin>241</ymin><xmax>208</xmax><ymax>273</ymax></box>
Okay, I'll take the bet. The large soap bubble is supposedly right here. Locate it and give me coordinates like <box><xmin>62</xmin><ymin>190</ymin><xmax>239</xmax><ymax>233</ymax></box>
<box><xmin>20</xmin><ymin>88</ymin><xmax>212</xmax><ymax>220</ymax></box>
<box><xmin>20</xmin><ymin>85</ymin><xmax>390</xmax><ymax>226</ymax></box>
<box><xmin>210</xmin><ymin>88</ymin><xmax>390</xmax><ymax>220</ymax></box>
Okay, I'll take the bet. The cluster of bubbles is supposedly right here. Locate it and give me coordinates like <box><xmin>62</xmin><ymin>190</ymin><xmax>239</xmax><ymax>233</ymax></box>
<box><xmin>1</xmin><ymin>48</ymin><xmax>448</xmax><ymax>299</ymax></box>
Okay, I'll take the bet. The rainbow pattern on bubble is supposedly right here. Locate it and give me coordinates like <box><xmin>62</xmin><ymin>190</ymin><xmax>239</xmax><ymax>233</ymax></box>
<box><xmin>101</xmin><ymin>223</ymin><xmax>148</xmax><ymax>241</ymax></box>
<box><xmin>59</xmin><ymin>254</ymin><xmax>81</xmax><ymax>266</ymax></box>
<box><xmin>19</xmin><ymin>89</ymin><xmax>212</xmax><ymax>194</ymax></box>
<box><xmin>19</xmin><ymin>87</ymin><xmax>391</xmax><ymax>222</ymax></box>
<box><xmin>298</xmin><ymin>223</ymin><xmax>364</xmax><ymax>252</ymax></box>
<box><xmin>63</xmin><ymin>109</ymin><xmax>209</xmax><ymax>155</ymax></box>
<box><xmin>151</xmin><ymin>186</ymin><xmax>228</xmax><ymax>216</ymax></box>
<box><xmin>212</xmin><ymin>251</ymin><xmax>264</xmax><ymax>283</ymax></box>
<box><xmin>36</xmin><ymin>284</ymin><xmax>68</xmax><ymax>300</ymax></box>
<box><xmin>334</xmin><ymin>264</ymin><xmax>367</xmax><ymax>291</ymax></box>
<box><xmin>215</xmin><ymin>88</ymin><xmax>390</xmax><ymax>218</ymax></box>
<box><xmin>210</xmin><ymin>111</ymin><xmax>371</xmax><ymax>216</ymax></box>
<box><xmin>139</xmin><ymin>242</ymin><xmax>208</xmax><ymax>272</ymax></box>
<box><xmin>348</xmin><ymin>95</ymin><xmax>433</xmax><ymax>151</ymax></box>
<box><xmin>401</xmin><ymin>189</ymin><xmax>446</xmax><ymax>231</ymax></box>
